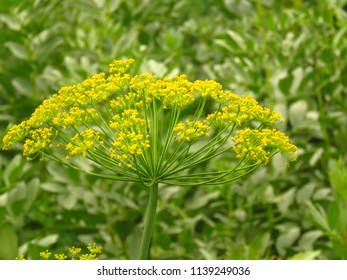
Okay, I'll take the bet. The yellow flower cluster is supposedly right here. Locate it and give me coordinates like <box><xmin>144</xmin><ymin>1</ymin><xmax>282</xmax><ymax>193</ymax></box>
<box><xmin>28</xmin><ymin>96</ymin><xmax>63</xmax><ymax>127</ymax></box>
<box><xmin>129</xmin><ymin>73</ymin><xmax>157</xmax><ymax>103</ymax></box>
<box><xmin>232</xmin><ymin>128</ymin><xmax>297</xmax><ymax>164</ymax></box>
<box><xmin>106</xmin><ymin>73</ymin><xmax>131</xmax><ymax>94</ymax></box>
<box><xmin>87</xmin><ymin>243</ymin><xmax>102</xmax><ymax>254</ymax></box>
<box><xmin>78</xmin><ymin>243</ymin><xmax>102</xmax><ymax>260</ymax></box>
<box><xmin>66</xmin><ymin>128</ymin><xmax>103</xmax><ymax>158</ymax></box>
<box><xmin>254</xmin><ymin>107</ymin><xmax>282</xmax><ymax>125</ymax></box>
<box><xmin>109</xmin><ymin>73</ymin><xmax>156</xmax><ymax>111</ymax></box>
<box><xmin>174</xmin><ymin>119</ymin><xmax>210</xmax><ymax>141</ymax></box>
<box><xmin>23</xmin><ymin>127</ymin><xmax>53</xmax><ymax>159</ymax></box>
<box><xmin>193</xmin><ymin>80</ymin><xmax>222</xmax><ymax>98</ymax></box>
<box><xmin>39</xmin><ymin>250</ymin><xmax>51</xmax><ymax>260</ymax></box>
<box><xmin>57</xmin><ymin>72</ymin><xmax>128</xmax><ymax>107</ymax></box>
<box><xmin>79</xmin><ymin>253</ymin><xmax>98</xmax><ymax>260</ymax></box>
<box><xmin>156</xmin><ymin>75</ymin><xmax>194</xmax><ymax>108</ymax></box>
<box><xmin>68</xmin><ymin>246</ymin><xmax>82</xmax><ymax>256</ymax></box>
<box><xmin>192</xmin><ymin>79</ymin><xmax>245</xmax><ymax>105</ymax></box>
<box><xmin>210</xmin><ymin>90</ymin><xmax>236</xmax><ymax>104</ymax></box>
<box><xmin>75</xmin><ymin>72</ymin><xmax>108</xmax><ymax>104</ymax></box>
<box><xmin>54</xmin><ymin>253</ymin><xmax>67</xmax><ymax>260</ymax></box>
<box><xmin>207</xmin><ymin>95</ymin><xmax>281</xmax><ymax>127</ymax></box>
<box><xmin>36</xmin><ymin>244</ymin><xmax>102</xmax><ymax>260</ymax></box>
<box><xmin>117</xmin><ymin>73</ymin><xmax>195</xmax><ymax>110</ymax></box>
<box><xmin>109</xmin><ymin>109</ymin><xmax>150</xmax><ymax>166</ymax></box>
<box><xmin>53</xmin><ymin>107</ymin><xmax>98</xmax><ymax>128</ymax></box>
<box><xmin>109</xmin><ymin>58</ymin><xmax>135</xmax><ymax>74</ymax></box>
<box><xmin>2</xmin><ymin>121</ymin><xmax>30</xmax><ymax>150</ymax></box>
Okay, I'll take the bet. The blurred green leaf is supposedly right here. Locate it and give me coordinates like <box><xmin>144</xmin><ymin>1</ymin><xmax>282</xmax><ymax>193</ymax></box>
<box><xmin>276</xmin><ymin>225</ymin><xmax>300</xmax><ymax>256</ymax></box>
<box><xmin>288</xmin><ymin>100</ymin><xmax>307</xmax><ymax>129</ymax></box>
<box><xmin>23</xmin><ymin>178</ymin><xmax>40</xmax><ymax>211</ymax></box>
<box><xmin>40</xmin><ymin>182</ymin><xmax>66</xmax><ymax>193</ymax></box>
<box><xmin>306</xmin><ymin>202</ymin><xmax>330</xmax><ymax>233</ymax></box>
<box><xmin>309</xmin><ymin>148</ymin><xmax>324</xmax><ymax>167</ymax></box>
<box><xmin>3</xmin><ymin>155</ymin><xmax>25</xmax><ymax>187</ymax></box>
<box><xmin>296</xmin><ymin>182</ymin><xmax>316</xmax><ymax>205</ymax></box>
<box><xmin>327</xmin><ymin>201</ymin><xmax>346</xmax><ymax>235</ymax></box>
<box><xmin>126</xmin><ymin>225</ymin><xmax>142</xmax><ymax>259</ymax></box>
<box><xmin>0</xmin><ymin>223</ymin><xmax>18</xmax><ymax>259</ymax></box>
<box><xmin>160</xmin><ymin>29</ymin><xmax>183</xmax><ymax>51</ymax></box>
<box><xmin>33</xmin><ymin>234</ymin><xmax>59</xmax><ymax>247</ymax></box>
<box><xmin>4</xmin><ymin>42</ymin><xmax>27</xmax><ymax>60</ymax></box>
<box><xmin>329</xmin><ymin>158</ymin><xmax>347</xmax><ymax>201</ymax></box>
<box><xmin>0</xmin><ymin>14</ymin><xmax>21</xmax><ymax>30</ymax></box>
<box><xmin>288</xmin><ymin>250</ymin><xmax>321</xmax><ymax>260</ymax></box>
<box><xmin>226</xmin><ymin>30</ymin><xmax>246</xmax><ymax>50</ymax></box>
<box><xmin>11</xmin><ymin>78</ymin><xmax>32</xmax><ymax>97</ymax></box>
<box><xmin>186</xmin><ymin>190</ymin><xmax>219</xmax><ymax>211</ymax></box>
<box><xmin>297</xmin><ymin>230</ymin><xmax>323</xmax><ymax>252</ymax></box>
<box><xmin>279</xmin><ymin>73</ymin><xmax>293</xmax><ymax>95</ymax></box>
<box><xmin>276</xmin><ymin>188</ymin><xmax>296</xmax><ymax>214</ymax></box>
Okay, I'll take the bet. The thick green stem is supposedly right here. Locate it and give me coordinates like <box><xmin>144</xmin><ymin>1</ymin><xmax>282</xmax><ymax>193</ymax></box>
<box><xmin>138</xmin><ymin>183</ymin><xmax>158</xmax><ymax>260</ymax></box>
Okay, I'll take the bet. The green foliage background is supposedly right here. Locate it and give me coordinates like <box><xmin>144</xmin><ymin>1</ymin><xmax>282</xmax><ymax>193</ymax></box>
<box><xmin>1</xmin><ymin>0</ymin><xmax>347</xmax><ymax>260</ymax></box>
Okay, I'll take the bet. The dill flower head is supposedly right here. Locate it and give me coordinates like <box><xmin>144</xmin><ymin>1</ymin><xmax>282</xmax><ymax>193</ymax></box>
<box><xmin>54</xmin><ymin>253</ymin><xmax>67</xmax><ymax>260</ymax></box>
<box><xmin>39</xmin><ymin>250</ymin><xmax>51</xmax><ymax>260</ymax></box>
<box><xmin>2</xmin><ymin>59</ymin><xmax>297</xmax><ymax>186</ymax></box>
<box><xmin>68</xmin><ymin>246</ymin><xmax>82</xmax><ymax>257</ymax></box>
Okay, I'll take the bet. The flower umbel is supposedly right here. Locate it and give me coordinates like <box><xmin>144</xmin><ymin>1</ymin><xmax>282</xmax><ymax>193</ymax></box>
<box><xmin>2</xmin><ymin>59</ymin><xmax>297</xmax><ymax>186</ymax></box>
<box><xmin>39</xmin><ymin>250</ymin><xmax>51</xmax><ymax>260</ymax></box>
<box><xmin>174</xmin><ymin>119</ymin><xmax>210</xmax><ymax>142</ymax></box>
<box><xmin>5</xmin><ymin>59</ymin><xmax>297</xmax><ymax>261</ymax></box>
<box><xmin>232</xmin><ymin>128</ymin><xmax>297</xmax><ymax>164</ymax></box>
<box><xmin>54</xmin><ymin>253</ymin><xmax>67</xmax><ymax>260</ymax></box>
<box><xmin>87</xmin><ymin>243</ymin><xmax>102</xmax><ymax>254</ymax></box>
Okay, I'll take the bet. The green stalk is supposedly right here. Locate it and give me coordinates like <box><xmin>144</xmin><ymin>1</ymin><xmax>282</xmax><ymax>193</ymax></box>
<box><xmin>138</xmin><ymin>183</ymin><xmax>159</xmax><ymax>259</ymax></box>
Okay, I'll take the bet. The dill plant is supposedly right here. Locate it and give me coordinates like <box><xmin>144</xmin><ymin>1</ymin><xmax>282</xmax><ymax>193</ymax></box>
<box><xmin>2</xmin><ymin>59</ymin><xmax>297</xmax><ymax>259</ymax></box>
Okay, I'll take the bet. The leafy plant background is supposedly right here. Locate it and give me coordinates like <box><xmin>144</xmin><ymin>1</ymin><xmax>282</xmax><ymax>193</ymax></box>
<box><xmin>1</xmin><ymin>0</ymin><xmax>347</xmax><ymax>260</ymax></box>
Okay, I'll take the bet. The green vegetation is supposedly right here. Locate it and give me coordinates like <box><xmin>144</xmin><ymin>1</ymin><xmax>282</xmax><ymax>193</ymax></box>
<box><xmin>1</xmin><ymin>0</ymin><xmax>347</xmax><ymax>260</ymax></box>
